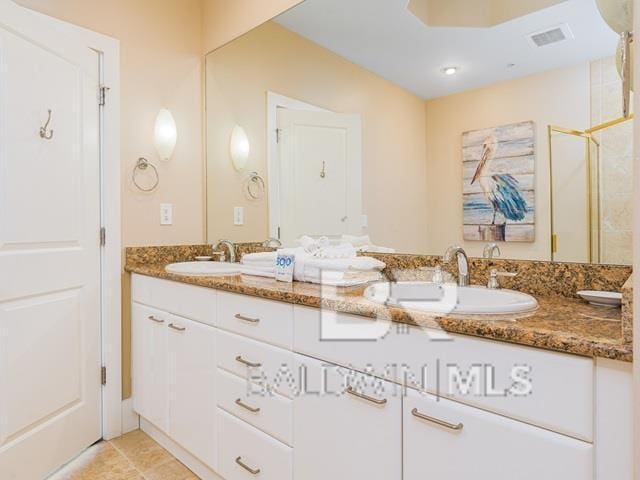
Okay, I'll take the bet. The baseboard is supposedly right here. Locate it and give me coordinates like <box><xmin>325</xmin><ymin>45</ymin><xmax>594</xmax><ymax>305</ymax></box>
<box><xmin>140</xmin><ymin>418</ymin><xmax>223</xmax><ymax>480</ymax></box>
<box><xmin>121</xmin><ymin>399</ymin><xmax>139</xmax><ymax>434</ymax></box>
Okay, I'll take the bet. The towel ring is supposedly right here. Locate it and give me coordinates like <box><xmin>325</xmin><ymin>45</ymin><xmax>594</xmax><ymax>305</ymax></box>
<box><xmin>132</xmin><ymin>157</ymin><xmax>159</xmax><ymax>192</ymax></box>
<box><xmin>245</xmin><ymin>171</ymin><xmax>266</xmax><ymax>200</ymax></box>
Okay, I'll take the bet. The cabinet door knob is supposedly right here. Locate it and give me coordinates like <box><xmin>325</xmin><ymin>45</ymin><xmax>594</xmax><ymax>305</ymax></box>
<box><xmin>148</xmin><ymin>315</ymin><xmax>165</xmax><ymax>324</ymax></box>
<box><xmin>235</xmin><ymin>398</ymin><xmax>261</xmax><ymax>413</ymax></box>
<box><xmin>235</xmin><ymin>456</ymin><xmax>261</xmax><ymax>475</ymax></box>
<box><xmin>168</xmin><ymin>323</ymin><xmax>186</xmax><ymax>332</ymax></box>
<box><xmin>235</xmin><ymin>313</ymin><xmax>260</xmax><ymax>324</ymax></box>
<box><xmin>235</xmin><ymin>355</ymin><xmax>262</xmax><ymax>368</ymax></box>
<box><xmin>411</xmin><ymin>408</ymin><xmax>464</xmax><ymax>431</ymax></box>
<box><xmin>345</xmin><ymin>386</ymin><xmax>387</xmax><ymax>406</ymax></box>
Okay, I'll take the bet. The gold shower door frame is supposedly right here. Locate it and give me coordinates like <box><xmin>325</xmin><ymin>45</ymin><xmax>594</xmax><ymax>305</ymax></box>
<box><xmin>548</xmin><ymin>115</ymin><xmax>633</xmax><ymax>263</ymax></box>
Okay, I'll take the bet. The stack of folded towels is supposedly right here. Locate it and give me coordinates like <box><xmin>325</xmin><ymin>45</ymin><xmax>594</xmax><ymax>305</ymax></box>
<box><xmin>340</xmin><ymin>235</ymin><xmax>396</xmax><ymax>253</ymax></box>
<box><xmin>240</xmin><ymin>236</ymin><xmax>386</xmax><ymax>286</ymax></box>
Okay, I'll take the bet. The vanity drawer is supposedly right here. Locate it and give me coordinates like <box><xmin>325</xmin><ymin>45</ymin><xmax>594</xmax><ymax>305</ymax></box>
<box><xmin>131</xmin><ymin>274</ymin><xmax>217</xmax><ymax>326</ymax></box>
<box><xmin>404</xmin><ymin>388</ymin><xmax>593</xmax><ymax>479</ymax></box>
<box><xmin>217</xmin><ymin>291</ymin><xmax>293</xmax><ymax>349</ymax></box>
<box><xmin>217</xmin><ymin>368</ymin><xmax>293</xmax><ymax>446</ymax></box>
<box><xmin>217</xmin><ymin>329</ymin><xmax>296</xmax><ymax>398</ymax></box>
<box><xmin>217</xmin><ymin>409</ymin><xmax>292</xmax><ymax>480</ymax></box>
<box><xmin>294</xmin><ymin>306</ymin><xmax>594</xmax><ymax>441</ymax></box>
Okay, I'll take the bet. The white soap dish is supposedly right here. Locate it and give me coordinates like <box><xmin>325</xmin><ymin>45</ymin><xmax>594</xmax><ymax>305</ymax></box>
<box><xmin>195</xmin><ymin>256</ymin><xmax>213</xmax><ymax>262</ymax></box>
<box><xmin>577</xmin><ymin>290</ymin><xmax>622</xmax><ymax>308</ymax></box>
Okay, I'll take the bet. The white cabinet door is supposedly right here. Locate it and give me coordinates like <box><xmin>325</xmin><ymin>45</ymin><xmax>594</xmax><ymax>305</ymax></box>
<box><xmin>404</xmin><ymin>388</ymin><xmax>593</xmax><ymax>480</ymax></box>
<box><xmin>167</xmin><ymin>314</ymin><xmax>216</xmax><ymax>469</ymax></box>
<box><xmin>293</xmin><ymin>354</ymin><xmax>401</xmax><ymax>480</ymax></box>
<box><xmin>132</xmin><ymin>303</ymin><xmax>168</xmax><ymax>432</ymax></box>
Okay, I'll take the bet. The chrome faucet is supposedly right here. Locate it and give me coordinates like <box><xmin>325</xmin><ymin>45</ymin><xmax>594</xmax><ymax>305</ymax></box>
<box><xmin>483</xmin><ymin>243</ymin><xmax>501</xmax><ymax>260</ymax></box>
<box><xmin>262</xmin><ymin>237</ymin><xmax>282</xmax><ymax>249</ymax></box>
<box><xmin>443</xmin><ymin>246</ymin><xmax>470</xmax><ymax>287</ymax></box>
<box><xmin>213</xmin><ymin>239</ymin><xmax>236</xmax><ymax>263</ymax></box>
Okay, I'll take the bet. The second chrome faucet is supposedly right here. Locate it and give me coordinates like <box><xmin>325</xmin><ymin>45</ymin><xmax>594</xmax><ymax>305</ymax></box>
<box><xmin>443</xmin><ymin>245</ymin><xmax>470</xmax><ymax>287</ymax></box>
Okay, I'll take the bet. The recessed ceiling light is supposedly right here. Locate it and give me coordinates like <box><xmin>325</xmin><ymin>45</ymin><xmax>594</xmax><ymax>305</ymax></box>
<box><xmin>443</xmin><ymin>66</ymin><xmax>458</xmax><ymax>76</ymax></box>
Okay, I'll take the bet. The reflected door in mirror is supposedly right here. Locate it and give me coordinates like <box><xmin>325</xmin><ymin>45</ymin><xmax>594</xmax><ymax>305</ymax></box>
<box><xmin>276</xmin><ymin>109</ymin><xmax>362</xmax><ymax>244</ymax></box>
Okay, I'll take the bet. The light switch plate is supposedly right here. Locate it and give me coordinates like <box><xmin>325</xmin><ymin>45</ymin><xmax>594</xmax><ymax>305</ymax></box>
<box><xmin>234</xmin><ymin>206</ymin><xmax>244</xmax><ymax>226</ymax></box>
<box><xmin>160</xmin><ymin>203</ymin><xmax>173</xmax><ymax>225</ymax></box>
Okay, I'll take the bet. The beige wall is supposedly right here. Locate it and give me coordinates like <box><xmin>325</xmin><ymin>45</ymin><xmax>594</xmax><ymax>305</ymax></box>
<box><xmin>425</xmin><ymin>64</ymin><xmax>590</xmax><ymax>260</ymax></box>
<box><xmin>16</xmin><ymin>0</ymin><xmax>206</xmax><ymax>400</ymax></box>
<box><xmin>203</xmin><ymin>0</ymin><xmax>302</xmax><ymax>53</ymax></box>
<box><xmin>206</xmin><ymin>21</ymin><xmax>429</xmax><ymax>252</ymax></box>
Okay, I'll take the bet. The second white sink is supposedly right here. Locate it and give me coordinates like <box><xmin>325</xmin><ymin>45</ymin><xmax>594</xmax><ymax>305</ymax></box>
<box><xmin>166</xmin><ymin>261</ymin><xmax>240</xmax><ymax>277</ymax></box>
<box><xmin>364</xmin><ymin>281</ymin><xmax>538</xmax><ymax>315</ymax></box>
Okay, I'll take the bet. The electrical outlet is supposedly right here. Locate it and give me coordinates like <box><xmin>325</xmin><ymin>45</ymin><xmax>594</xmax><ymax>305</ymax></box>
<box><xmin>361</xmin><ymin>214</ymin><xmax>368</xmax><ymax>228</ymax></box>
<box><xmin>234</xmin><ymin>206</ymin><xmax>244</xmax><ymax>226</ymax></box>
<box><xmin>160</xmin><ymin>203</ymin><xmax>173</xmax><ymax>225</ymax></box>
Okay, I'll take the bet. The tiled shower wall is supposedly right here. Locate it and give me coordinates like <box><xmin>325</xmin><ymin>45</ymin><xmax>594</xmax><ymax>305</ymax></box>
<box><xmin>590</xmin><ymin>56</ymin><xmax>633</xmax><ymax>265</ymax></box>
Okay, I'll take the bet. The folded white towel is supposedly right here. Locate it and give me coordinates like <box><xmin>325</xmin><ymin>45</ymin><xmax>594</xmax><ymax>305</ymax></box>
<box><xmin>297</xmin><ymin>236</ymin><xmax>356</xmax><ymax>259</ymax></box>
<box><xmin>340</xmin><ymin>235</ymin><xmax>396</xmax><ymax>253</ymax></box>
<box><xmin>241</xmin><ymin>251</ymin><xmax>277</xmax><ymax>265</ymax></box>
<box><xmin>302</xmin><ymin>269</ymin><xmax>382</xmax><ymax>285</ymax></box>
<box><xmin>356</xmin><ymin>245</ymin><xmax>396</xmax><ymax>253</ymax></box>
<box><xmin>341</xmin><ymin>234</ymin><xmax>371</xmax><ymax>247</ymax></box>
<box><xmin>239</xmin><ymin>265</ymin><xmax>276</xmax><ymax>278</ymax></box>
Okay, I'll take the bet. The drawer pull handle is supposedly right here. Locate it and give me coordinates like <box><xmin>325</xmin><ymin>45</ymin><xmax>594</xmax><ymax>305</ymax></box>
<box><xmin>345</xmin><ymin>387</ymin><xmax>387</xmax><ymax>406</ymax></box>
<box><xmin>412</xmin><ymin>408</ymin><xmax>464</xmax><ymax>431</ymax></box>
<box><xmin>235</xmin><ymin>313</ymin><xmax>260</xmax><ymax>324</ymax></box>
<box><xmin>168</xmin><ymin>323</ymin><xmax>186</xmax><ymax>332</ymax></box>
<box><xmin>235</xmin><ymin>398</ymin><xmax>261</xmax><ymax>413</ymax></box>
<box><xmin>236</xmin><ymin>355</ymin><xmax>262</xmax><ymax>368</ymax></box>
<box><xmin>148</xmin><ymin>315</ymin><xmax>165</xmax><ymax>324</ymax></box>
<box><xmin>235</xmin><ymin>456</ymin><xmax>261</xmax><ymax>475</ymax></box>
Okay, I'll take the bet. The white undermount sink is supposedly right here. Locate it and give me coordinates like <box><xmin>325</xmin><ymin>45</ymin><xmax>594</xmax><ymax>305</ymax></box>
<box><xmin>364</xmin><ymin>281</ymin><xmax>538</xmax><ymax>315</ymax></box>
<box><xmin>165</xmin><ymin>261</ymin><xmax>240</xmax><ymax>277</ymax></box>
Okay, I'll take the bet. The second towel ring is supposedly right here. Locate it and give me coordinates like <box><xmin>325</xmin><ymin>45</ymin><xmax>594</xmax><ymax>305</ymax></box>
<box><xmin>245</xmin><ymin>171</ymin><xmax>266</xmax><ymax>200</ymax></box>
<box><xmin>132</xmin><ymin>157</ymin><xmax>159</xmax><ymax>192</ymax></box>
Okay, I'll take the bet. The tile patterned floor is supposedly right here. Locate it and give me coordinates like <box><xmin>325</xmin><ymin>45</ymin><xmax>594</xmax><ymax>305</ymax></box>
<box><xmin>47</xmin><ymin>430</ymin><xmax>198</xmax><ymax>480</ymax></box>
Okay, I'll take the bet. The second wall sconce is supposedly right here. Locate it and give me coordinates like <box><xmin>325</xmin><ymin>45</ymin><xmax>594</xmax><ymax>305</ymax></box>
<box><xmin>230</xmin><ymin>125</ymin><xmax>250</xmax><ymax>171</ymax></box>
<box><xmin>154</xmin><ymin>108</ymin><xmax>177</xmax><ymax>161</ymax></box>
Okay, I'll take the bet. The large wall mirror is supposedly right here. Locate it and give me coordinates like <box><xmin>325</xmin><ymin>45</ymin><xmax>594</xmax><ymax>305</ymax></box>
<box><xmin>205</xmin><ymin>0</ymin><xmax>632</xmax><ymax>265</ymax></box>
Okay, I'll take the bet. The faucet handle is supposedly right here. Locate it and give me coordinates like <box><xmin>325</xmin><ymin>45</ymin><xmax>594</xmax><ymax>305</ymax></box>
<box><xmin>212</xmin><ymin>250</ymin><xmax>226</xmax><ymax>262</ymax></box>
<box><xmin>483</xmin><ymin>243</ymin><xmax>501</xmax><ymax>259</ymax></box>
<box><xmin>487</xmin><ymin>269</ymin><xmax>517</xmax><ymax>289</ymax></box>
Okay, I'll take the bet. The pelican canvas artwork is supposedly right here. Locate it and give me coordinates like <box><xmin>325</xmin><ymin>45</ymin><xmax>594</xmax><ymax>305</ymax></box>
<box><xmin>462</xmin><ymin>121</ymin><xmax>535</xmax><ymax>242</ymax></box>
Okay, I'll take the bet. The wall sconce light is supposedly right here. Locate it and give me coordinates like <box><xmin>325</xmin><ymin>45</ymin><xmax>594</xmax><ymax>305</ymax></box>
<box><xmin>154</xmin><ymin>108</ymin><xmax>177</xmax><ymax>161</ymax></box>
<box><xmin>230</xmin><ymin>125</ymin><xmax>250</xmax><ymax>171</ymax></box>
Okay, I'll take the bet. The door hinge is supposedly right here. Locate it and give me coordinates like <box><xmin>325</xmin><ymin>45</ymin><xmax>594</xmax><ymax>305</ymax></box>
<box><xmin>100</xmin><ymin>227</ymin><xmax>106</xmax><ymax>246</ymax></box>
<box><xmin>99</xmin><ymin>85</ymin><xmax>110</xmax><ymax>106</ymax></box>
<box><xmin>276</xmin><ymin>128</ymin><xmax>282</xmax><ymax>143</ymax></box>
<box><xmin>101</xmin><ymin>366</ymin><xmax>107</xmax><ymax>386</ymax></box>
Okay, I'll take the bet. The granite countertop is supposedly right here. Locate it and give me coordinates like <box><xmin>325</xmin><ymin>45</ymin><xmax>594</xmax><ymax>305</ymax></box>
<box><xmin>126</xmin><ymin>263</ymin><xmax>632</xmax><ymax>363</ymax></box>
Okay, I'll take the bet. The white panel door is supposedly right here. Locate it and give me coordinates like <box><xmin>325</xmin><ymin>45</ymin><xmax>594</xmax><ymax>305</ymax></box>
<box><xmin>0</xmin><ymin>2</ymin><xmax>102</xmax><ymax>479</ymax></box>
<box><xmin>403</xmin><ymin>389</ymin><xmax>593</xmax><ymax>480</ymax></box>
<box><xmin>293</xmin><ymin>354</ymin><xmax>401</xmax><ymax>480</ymax></box>
<box><xmin>167</xmin><ymin>315</ymin><xmax>216</xmax><ymax>469</ymax></box>
<box><xmin>277</xmin><ymin>109</ymin><xmax>362</xmax><ymax>244</ymax></box>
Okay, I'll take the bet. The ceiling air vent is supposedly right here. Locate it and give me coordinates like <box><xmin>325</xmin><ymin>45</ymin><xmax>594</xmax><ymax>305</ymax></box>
<box><xmin>526</xmin><ymin>24</ymin><xmax>574</xmax><ymax>47</ymax></box>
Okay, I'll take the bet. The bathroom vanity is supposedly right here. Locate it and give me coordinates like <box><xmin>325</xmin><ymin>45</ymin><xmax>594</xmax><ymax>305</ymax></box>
<box><xmin>128</xmin><ymin>258</ymin><xmax>632</xmax><ymax>480</ymax></box>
